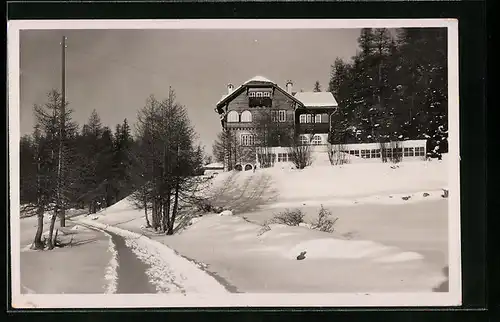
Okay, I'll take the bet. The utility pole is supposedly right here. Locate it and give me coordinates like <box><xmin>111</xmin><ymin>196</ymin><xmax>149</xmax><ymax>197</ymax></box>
<box><xmin>57</xmin><ymin>35</ymin><xmax>67</xmax><ymax>227</ymax></box>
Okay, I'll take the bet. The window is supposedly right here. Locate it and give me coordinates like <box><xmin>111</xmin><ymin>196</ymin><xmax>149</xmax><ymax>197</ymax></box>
<box><xmin>371</xmin><ymin>149</ymin><xmax>381</xmax><ymax>158</ymax></box>
<box><xmin>277</xmin><ymin>153</ymin><xmax>288</xmax><ymax>162</ymax></box>
<box><xmin>263</xmin><ymin>92</ymin><xmax>271</xmax><ymax>97</ymax></box>
<box><xmin>354</xmin><ymin>150</ymin><xmax>360</xmax><ymax>157</ymax></box>
<box><xmin>315</xmin><ymin>114</ymin><xmax>322</xmax><ymax>123</ymax></box>
<box><xmin>311</xmin><ymin>135</ymin><xmax>322</xmax><ymax>145</ymax></box>
<box><xmin>288</xmin><ymin>153</ymin><xmax>294</xmax><ymax>161</ymax></box>
<box><xmin>249</xmin><ymin>92</ymin><xmax>256</xmax><ymax>97</ymax></box>
<box><xmin>227</xmin><ymin>111</ymin><xmax>239</xmax><ymax>122</ymax></box>
<box><xmin>360</xmin><ymin>149</ymin><xmax>371</xmax><ymax>158</ymax></box>
<box><xmin>278</xmin><ymin>110</ymin><xmax>286</xmax><ymax>122</ymax></box>
<box><xmin>256</xmin><ymin>92</ymin><xmax>263</xmax><ymax>97</ymax></box>
<box><xmin>415</xmin><ymin>147</ymin><xmax>425</xmax><ymax>157</ymax></box>
<box><xmin>321</xmin><ymin>113</ymin><xmax>329</xmax><ymax>123</ymax></box>
<box><xmin>299</xmin><ymin>135</ymin><xmax>309</xmax><ymax>145</ymax></box>
<box><xmin>240</xmin><ymin>134</ymin><xmax>255</xmax><ymax>146</ymax></box>
<box><xmin>271</xmin><ymin>111</ymin><xmax>278</xmax><ymax>122</ymax></box>
<box><xmin>306</xmin><ymin>114</ymin><xmax>312</xmax><ymax>123</ymax></box>
<box><xmin>299</xmin><ymin>114</ymin><xmax>307</xmax><ymax>123</ymax></box>
<box><xmin>241</xmin><ymin>110</ymin><xmax>252</xmax><ymax>122</ymax></box>
<box><xmin>384</xmin><ymin>148</ymin><xmax>393</xmax><ymax>158</ymax></box>
<box><xmin>404</xmin><ymin>147</ymin><xmax>414</xmax><ymax>157</ymax></box>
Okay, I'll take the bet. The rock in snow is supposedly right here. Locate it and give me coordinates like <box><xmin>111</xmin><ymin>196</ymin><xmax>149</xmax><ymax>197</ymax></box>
<box><xmin>219</xmin><ymin>210</ymin><xmax>233</xmax><ymax>216</ymax></box>
<box><xmin>296</xmin><ymin>251</ymin><xmax>307</xmax><ymax>260</ymax></box>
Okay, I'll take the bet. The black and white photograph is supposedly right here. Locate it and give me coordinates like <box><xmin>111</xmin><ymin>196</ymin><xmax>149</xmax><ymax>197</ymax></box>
<box><xmin>8</xmin><ymin>19</ymin><xmax>460</xmax><ymax>308</ymax></box>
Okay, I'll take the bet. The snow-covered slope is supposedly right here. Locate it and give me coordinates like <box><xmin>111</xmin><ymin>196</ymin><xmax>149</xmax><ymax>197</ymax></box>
<box><xmin>207</xmin><ymin>157</ymin><xmax>448</xmax><ymax>207</ymax></box>
<box><xmin>75</xmin><ymin>157</ymin><xmax>449</xmax><ymax>293</ymax></box>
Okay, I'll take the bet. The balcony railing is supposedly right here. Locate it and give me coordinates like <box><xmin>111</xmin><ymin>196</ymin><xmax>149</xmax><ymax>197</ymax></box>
<box><xmin>295</xmin><ymin>123</ymin><xmax>330</xmax><ymax>134</ymax></box>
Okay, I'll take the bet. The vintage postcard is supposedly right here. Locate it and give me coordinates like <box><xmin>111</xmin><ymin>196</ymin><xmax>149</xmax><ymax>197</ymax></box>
<box><xmin>8</xmin><ymin>19</ymin><xmax>460</xmax><ymax>308</ymax></box>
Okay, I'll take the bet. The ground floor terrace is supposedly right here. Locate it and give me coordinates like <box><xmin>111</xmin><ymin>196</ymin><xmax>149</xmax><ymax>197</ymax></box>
<box><xmin>228</xmin><ymin>139</ymin><xmax>428</xmax><ymax>171</ymax></box>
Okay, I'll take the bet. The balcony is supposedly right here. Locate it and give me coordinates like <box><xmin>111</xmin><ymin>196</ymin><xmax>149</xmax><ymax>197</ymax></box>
<box><xmin>296</xmin><ymin>122</ymin><xmax>330</xmax><ymax>134</ymax></box>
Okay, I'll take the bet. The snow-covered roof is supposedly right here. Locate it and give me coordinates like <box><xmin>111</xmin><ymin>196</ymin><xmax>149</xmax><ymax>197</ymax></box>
<box><xmin>243</xmin><ymin>75</ymin><xmax>275</xmax><ymax>84</ymax></box>
<box><xmin>204</xmin><ymin>162</ymin><xmax>224</xmax><ymax>169</ymax></box>
<box><xmin>294</xmin><ymin>92</ymin><xmax>338</xmax><ymax>108</ymax></box>
<box><xmin>216</xmin><ymin>76</ymin><xmax>280</xmax><ymax>106</ymax></box>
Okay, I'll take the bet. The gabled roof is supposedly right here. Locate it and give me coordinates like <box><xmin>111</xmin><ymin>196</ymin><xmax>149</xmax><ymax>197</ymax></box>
<box><xmin>294</xmin><ymin>92</ymin><xmax>338</xmax><ymax>108</ymax></box>
<box><xmin>215</xmin><ymin>76</ymin><xmax>303</xmax><ymax>109</ymax></box>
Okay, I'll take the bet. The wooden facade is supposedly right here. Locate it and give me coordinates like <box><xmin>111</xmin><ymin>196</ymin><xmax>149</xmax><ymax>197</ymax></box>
<box><xmin>215</xmin><ymin>78</ymin><xmax>337</xmax><ymax>169</ymax></box>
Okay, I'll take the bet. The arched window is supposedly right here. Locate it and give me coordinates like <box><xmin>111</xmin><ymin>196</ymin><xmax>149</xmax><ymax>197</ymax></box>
<box><xmin>312</xmin><ymin>135</ymin><xmax>322</xmax><ymax>145</ymax></box>
<box><xmin>227</xmin><ymin>111</ymin><xmax>239</xmax><ymax>122</ymax></box>
<box><xmin>241</xmin><ymin>110</ymin><xmax>252</xmax><ymax>122</ymax></box>
<box><xmin>299</xmin><ymin>135</ymin><xmax>309</xmax><ymax>146</ymax></box>
<box><xmin>315</xmin><ymin>114</ymin><xmax>322</xmax><ymax>123</ymax></box>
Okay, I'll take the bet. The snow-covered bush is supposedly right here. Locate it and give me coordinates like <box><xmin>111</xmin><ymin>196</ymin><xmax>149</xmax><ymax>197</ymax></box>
<box><xmin>257</xmin><ymin>223</ymin><xmax>271</xmax><ymax>236</ymax></box>
<box><xmin>287</xmin><ymin>143</ymin><xmax>312</xmax><ymax>170</ymax></box>
<box><xmin>219</xmin><ymin>210</ymin><xmax>233</xmax><ymax>216</ymax></box>
<box><xmin>270</xmin><ymin>209</ymin><xmax>305</xmax><ymax>226</ymax></box>
<box><xmin>311</xmin><ymin>205</ymin><xmax>338</xmax><ymax>233</ymax></box>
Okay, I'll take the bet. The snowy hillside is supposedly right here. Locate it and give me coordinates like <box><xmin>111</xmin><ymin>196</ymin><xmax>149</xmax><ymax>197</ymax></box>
<box><xmin>74</xmin><ymin>157</ymin><xmax>450</xmax><ymax>293</ymax></box>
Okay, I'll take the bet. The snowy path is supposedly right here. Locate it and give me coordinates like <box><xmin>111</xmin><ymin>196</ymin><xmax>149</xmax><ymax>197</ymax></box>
<box><xmin>77</xmin><ymin>218</ymin><xmax>229</xmax><ymax>294</ymax></box>
<box><xmin>107</xmin><ymin>231</ymin><xmax>157</xmax><ymax>294</ymax></box>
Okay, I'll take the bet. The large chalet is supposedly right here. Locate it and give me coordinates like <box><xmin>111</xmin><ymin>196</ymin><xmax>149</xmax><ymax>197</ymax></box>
<box><xmin>214</xmin><ymin>76</ymin><xmax>337</xmax><ymax>170</ymax></box>
<box><xmin>214</xmin><ymin>76</ymin><xmax>429</xmax><ymax>171</ymax></box>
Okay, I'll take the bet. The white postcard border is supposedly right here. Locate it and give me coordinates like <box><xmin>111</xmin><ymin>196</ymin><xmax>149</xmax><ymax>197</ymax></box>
<box><xmin>8</xmin><ymin>18</ymin><xmax>461</xmax><ymax>309</ymax></box>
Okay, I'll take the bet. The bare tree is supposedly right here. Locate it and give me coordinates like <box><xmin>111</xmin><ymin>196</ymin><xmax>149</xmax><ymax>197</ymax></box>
<box><xmin>133</xmin><ymin>89</ymin><xmax>205</xmax><ymax>235</ymax></box>
<box><xmin>330</xmin><ymin>143</ymin><xmax>349</xmax><ymax>165</ymax></box>
<box><xmin>29</xmin><ymin>90</ymin><xmax>76</xmax><ymax>249</ymax></box>
<box><xmin>287</xmin><ymin>135</ymin><xmax>312</xmax><ymax>169</ymax></box>
<box><xmin>252</xmin><ymin>110</ymin><xmax>293</xmax><ymax>168</ymax></box>
<box><xmin>212</xmin><ymin>130</ymin><xmax>243</xmax><ymax>171</ymax></box>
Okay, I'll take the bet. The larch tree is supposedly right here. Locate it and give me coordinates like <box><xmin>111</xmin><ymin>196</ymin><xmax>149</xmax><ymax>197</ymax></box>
<box><xmin>133</xmin><ymin>89</ymin><xmax>205</xmax><ymax>234</ymax></box>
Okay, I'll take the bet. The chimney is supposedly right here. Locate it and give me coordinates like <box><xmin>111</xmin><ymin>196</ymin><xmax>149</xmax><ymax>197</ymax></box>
<box><xmin>227</xmin><ymin>83</ymin><xmax>234</xmax><ymax>95</ymax></box>
<box><xmin>286</xmin><ymin>80</ymin><xmax>293</xmax><ymax>94</ymax></box>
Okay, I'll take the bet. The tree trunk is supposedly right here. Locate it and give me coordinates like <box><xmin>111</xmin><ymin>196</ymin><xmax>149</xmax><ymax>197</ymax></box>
<box><xmin>59</xmin><ymin>208</ymin><xmax>66</xmax><ymax>227</ymax></box>
<box><xmin>46</xmin><ymin>210</ymin><xmax>58</xmax><ymax>250</ymax></box>
<box><xmin>32</xmin><ymin>205</ymin><xmax>45</xmax><ymax>250</ymax></box>
<box><xmin>152</xmin><ymin>198</ymin><xmax>161</xmax><ymax>230</ymax></box>
<box><xmin>162</xmin><ymin>191</ymin><xmax>171</xmax><ymax>233</ymax></box>
<box><xmin>168</xmin><ymin>179</ymin><xmax>180</xmax><ymax>235</ymax></box>
<box><xmin>151</xmin><ymin>199</ymin><xmax>157</xmax><ymax>230</ymax></box>
<box><xmin>143</xmin><ymin>195</ymin><xmax>151</xmax><ymax>228</ymax></box>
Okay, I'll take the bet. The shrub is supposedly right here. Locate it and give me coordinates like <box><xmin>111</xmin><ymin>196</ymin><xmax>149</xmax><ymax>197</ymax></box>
<box><xmin>270</xmin><ymin>209</ymin><xmax>305</xmax><ymax>226</ymax></box>
<box><xmin>311</xmin><ymin>205</ymin><xmax>338</xmax><ymax>233</ymax></box>
<box><xmin>287</xmin><ymin>140</ymin><xmax>312</xmax><ymax>170</ymax></box>
<box><xmin>257</xmin><ymin>222</ymin><xmax>271</xmax><ymax>236</ymax></box>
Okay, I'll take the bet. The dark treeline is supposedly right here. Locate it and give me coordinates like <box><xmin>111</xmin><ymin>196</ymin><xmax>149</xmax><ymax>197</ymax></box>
<box><xmin>328</xmin><ymin>27</ymin><xmax>448</xmax><ymax>155</ymax></box>
<box><xmin>20</xmin><ymin>87</ymin><xmax>206</xmax><ymax>249</ymax></box>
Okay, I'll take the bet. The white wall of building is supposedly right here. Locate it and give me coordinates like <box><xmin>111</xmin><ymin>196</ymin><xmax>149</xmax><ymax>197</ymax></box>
<box><xmin>229</xmin><ymin>139</ymin><xmax>429</xmax><ymax>170</ymax></box>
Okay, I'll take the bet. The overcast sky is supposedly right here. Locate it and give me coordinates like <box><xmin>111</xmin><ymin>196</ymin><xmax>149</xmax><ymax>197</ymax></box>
<box><xmin>19</xmin><ymin>29</ymin><xmax>362</xmax><ymax>152</ymax></box>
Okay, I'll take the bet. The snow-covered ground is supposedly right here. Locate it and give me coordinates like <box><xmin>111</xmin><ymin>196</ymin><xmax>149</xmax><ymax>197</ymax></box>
<box><xmin>19</xmin><ymin>219</ymin><xmax>111</xmax><ymax>294</ymax></box>
<box><xmin>76</xmin><ymin>157</ymin><xmax>450</xmax><ymax>293</ymax></box>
